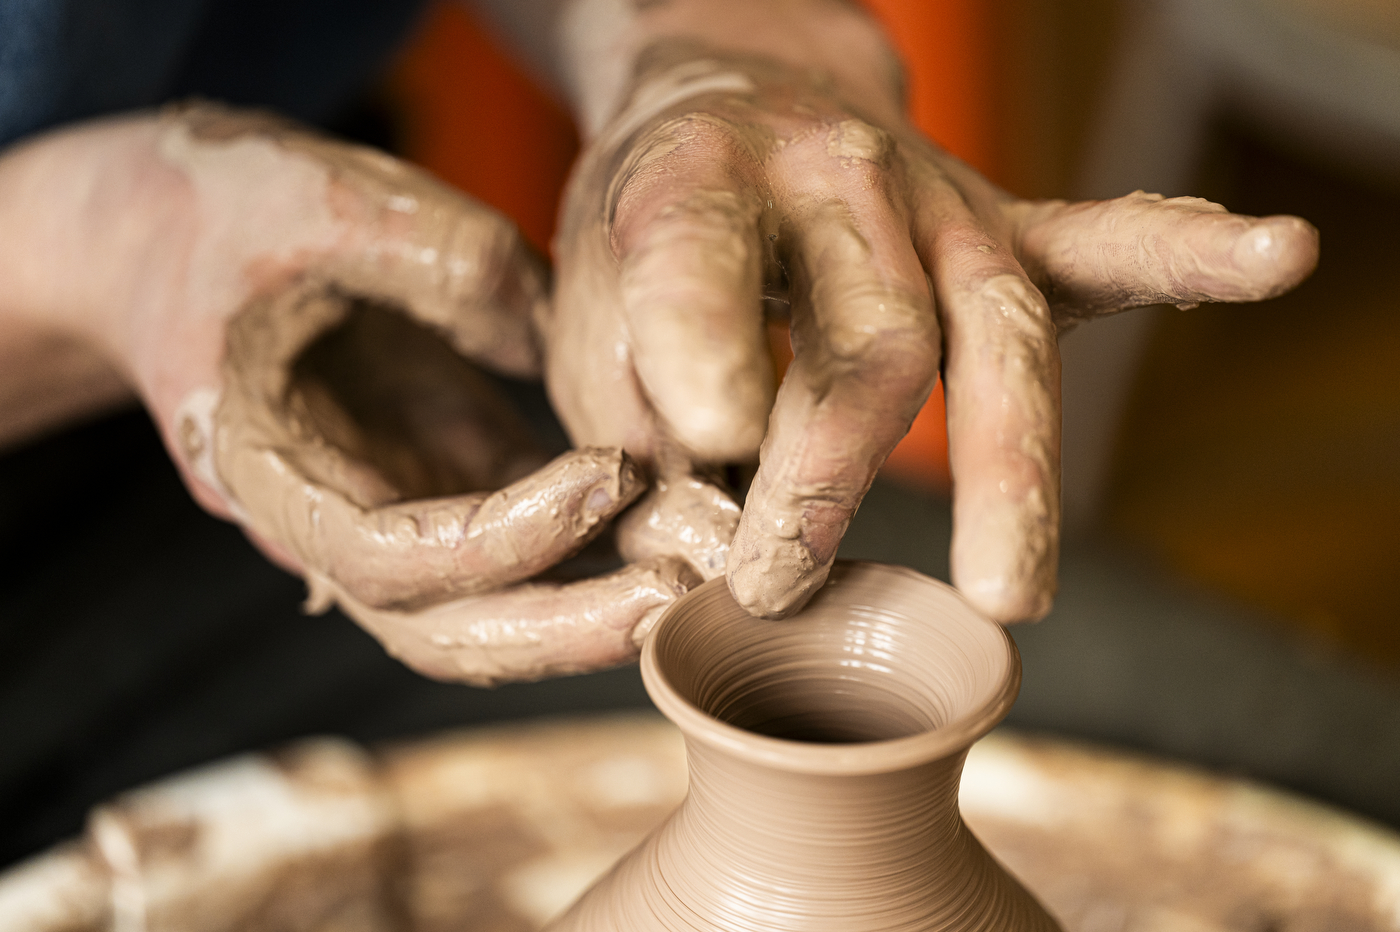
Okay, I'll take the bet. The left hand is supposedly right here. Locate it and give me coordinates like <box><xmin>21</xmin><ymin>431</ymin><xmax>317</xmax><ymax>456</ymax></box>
<box><xmin>543</xmin><ymin>30</ymin><xmax>1318</xmax><ymax>623</ymax></box>
<box><xmin>0</xmin><ymin>103</ymin><xmax>697</xmax><ymax>685</ymax></box>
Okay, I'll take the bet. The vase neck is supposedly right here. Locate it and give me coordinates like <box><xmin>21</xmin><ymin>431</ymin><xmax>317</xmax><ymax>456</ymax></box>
<box><xmin>676</xmin><ymin>738</ymin><xmax>971</xmax><ymax>882</ymax></box>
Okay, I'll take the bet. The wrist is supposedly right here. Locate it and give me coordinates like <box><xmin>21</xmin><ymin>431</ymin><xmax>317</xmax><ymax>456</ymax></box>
<box><xmin>0</xmin><ymin>117</ymin><xmax>174</xmax><ymax>444</ymax></box>
<box><xmin>0</xmin><ymin>114</ymin><xmax>177</xmax><ymax>364</ymax></box>
<box><xmin>557</xmin><ymin>0</ymin><xmax>906</xmax><ymax>138</ymax></box>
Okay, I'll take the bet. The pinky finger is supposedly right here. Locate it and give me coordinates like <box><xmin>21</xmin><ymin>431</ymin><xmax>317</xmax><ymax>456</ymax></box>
<box><xmin>1014</xmin><ymin>191</ymin><xmax>1319</xmax><ymax>323</ymax></box>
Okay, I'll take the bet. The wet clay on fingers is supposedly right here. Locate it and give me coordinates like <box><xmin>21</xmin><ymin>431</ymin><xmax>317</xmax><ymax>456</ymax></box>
<box><xmin>328</xmin><ymin>557</ymin><xmax>699</xmax><ymax>685</ymax></box>
<box><xmin>727</xmin><ymin>189</ymin><xmax>941</xmax><ymax>619</ymax></box>
<box><xmin>156</xmin><ymin>104</ymin><xmax>545</xmax><ymax>380</ymax></box>
<box><xmin>614</xmin><ymin>442</ymin><xmax>741</xmax><ymax>582</ymax></box>
<box><xmin>615</xmin><ymin>471</ymin><xmax>740</xmax><ymax>581</ymax></box>
<box><xmin>938</xmin><ymin>273</ymin><xmax>1060</xmax><ymax>623</ymax></box>
<box><xmin>153</xmin><ymin>103</ymin><xmax>619</xmax><ymax>597</ymax></box>
<box><xmin>551</xmin><ymin>52</ymin><xmax>947</xmax><ymax>622</ymax></box>
<box><xmin>548</xmin><ymin>561</ymin><xmax>1062</xmax><ymax>932</ymax></box>
<box><xmin>206</xmin><ymin>280</ymin><xmax>684</xmax><ymax>684</ymax></box>
<box><xmin>546</xmin><ymin>23</ymin><xmax>1318</xmax><ymax>628</ymax></box>
<box><xmin>213</xmin><ymin>283</ymin><xmax>642</xmax><ymax>612</ymax></box>
<box><xmin>145</xmin><ymin>104</ymin><xmax>696</xmax><ymax>683</ymax></box>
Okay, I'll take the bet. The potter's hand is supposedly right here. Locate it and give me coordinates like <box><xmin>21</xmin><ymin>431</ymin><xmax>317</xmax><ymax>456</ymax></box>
<box><xmin>0</xmin><ymin>104</ymin><xmax>695</xmax><ymax>684</ymax></box>
<box><xmin>539</xmin><ymin>2</ymin><xmax>1318</xmax><ymax>622</ymax></box>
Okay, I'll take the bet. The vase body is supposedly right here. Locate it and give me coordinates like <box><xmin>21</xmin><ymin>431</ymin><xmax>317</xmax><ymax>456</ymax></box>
<box><xmin>547</xmin><ymin>561</ymin><xmax>1062</xmax><ymax>932</ymax></box>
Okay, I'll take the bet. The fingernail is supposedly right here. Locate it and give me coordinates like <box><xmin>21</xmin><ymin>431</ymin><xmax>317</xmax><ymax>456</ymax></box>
<box><xmin>1232</xmin><ymin>217</ymin><xmax>1319</xmax><ymax>290</ymax></box>
<box><xmin>584</xmin><ymin>484</ymin><xmax>616</xmax><ymax>520</ymax></box>
<box><xmin>1232</xmin><ymin>221</ymin><xmax>1282</xmax><ymax>271</ymax></box>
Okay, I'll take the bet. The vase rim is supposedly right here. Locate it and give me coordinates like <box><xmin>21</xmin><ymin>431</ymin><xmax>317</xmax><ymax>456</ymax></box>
<box><xmin>641</xmin><ymin>561</ymin><xmax>1022</xmax><ymax>776</ymax></box>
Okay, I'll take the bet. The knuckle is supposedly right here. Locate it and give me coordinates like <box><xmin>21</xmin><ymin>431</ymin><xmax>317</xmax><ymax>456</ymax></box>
<box><xmin>650</xmin><ymin>112</ymin><xmax>743</xmax><ymax>153</ymax></box>
<box><xmin>441</xmin><ymin>210</ymin><xmax>524</xmax><ymax>296</ymax></box>
<box><xmin>610</xmin><ymin>116</ymin><xmax>754</xmax><ymax>259</ymax></box>
<box><xmin>612</xmin><ymin>113</ymin><xmax>741</xmax><ymax>196</ymax></box>
<box><xmin>1160</xmin><ymin>194</ymin><xmax>1227</xmax><ymax>214</ymax></box>
<box><xmin>818</xmin><ymin>289</ymin><xmax>940</xmax><ymax>383</ymax></box>
<box><xmin>961</xmin><ymin>274</ymin><xmax>1058</xmax><ymax>390</ymax></box>
<box><xmin>824</xmin><ymin>118</ymin><xmax>896</xmax><ymax>168</ymax></box>
<box><xmin>778</xmin><ymin>119</ymin><xmax>898</xmax><ymax>193</ymax></box>
<box><xmin>618</xmin><ymin>189</ymin><xmax>759</xmax><ymax>279</ymax></box>
<box><xmin>648</xmin><ymin>189</ymin><xmax>757</xmax><ymax>243</ymax></box>
<box><xmin>976</xmin><ymin>274</ymin><xmax>1053</xmax><ymax>336</ymax></box>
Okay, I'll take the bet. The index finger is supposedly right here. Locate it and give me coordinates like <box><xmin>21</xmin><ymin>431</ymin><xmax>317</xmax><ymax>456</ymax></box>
<box><xmin>727</xmin><ymin>196</ymin><xmax>939</xmax><ymax>618</ymax></box>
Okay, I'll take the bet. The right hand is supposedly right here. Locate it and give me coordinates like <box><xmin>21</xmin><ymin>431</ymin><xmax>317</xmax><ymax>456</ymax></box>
<box><xmin>542</xmin><ymin>11</ymin><xmax>1318</xmax><ymax>625</ymax></box>
<box><xmin>0</xmin><ymin>103</ymin><xmax>697</xmax><ymax>684</ymax></box>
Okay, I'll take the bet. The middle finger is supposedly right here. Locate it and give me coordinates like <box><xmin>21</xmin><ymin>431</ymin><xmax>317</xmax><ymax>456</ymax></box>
<box><xmin>727</xmin><ymin>139</ymin><xmax>940</xmax><ymax>617</ymax></box>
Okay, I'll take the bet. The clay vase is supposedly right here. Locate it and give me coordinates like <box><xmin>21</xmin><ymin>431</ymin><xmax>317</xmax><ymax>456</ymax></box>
<box><xmin>547</xmin><ymin>560</ymin><xmax>1062</xmax><ymax>932</ymax></box>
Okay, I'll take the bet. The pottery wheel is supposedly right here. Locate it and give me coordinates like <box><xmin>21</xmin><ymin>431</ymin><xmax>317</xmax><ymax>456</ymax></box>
<box><xmin>3</xmin><ymin>713</ymin><xmax>1398</xmax><ymax>932</ymax></box>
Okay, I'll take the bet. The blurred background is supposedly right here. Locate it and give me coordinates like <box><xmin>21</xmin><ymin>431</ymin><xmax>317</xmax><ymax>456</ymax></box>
<box><xmin>2</xmin><ymin>0</ymin><xmax>1397</xmax><ymax>871</ymax></box>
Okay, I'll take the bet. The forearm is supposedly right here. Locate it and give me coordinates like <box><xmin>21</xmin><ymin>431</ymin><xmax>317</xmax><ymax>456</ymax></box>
<box><xmin>464</xmin><ymin>0</ymin><xmax>906</xmax><ymax>137</ymax></box>
<box><xmin>0</xmin><ymin>319</ymin><xmax>134</xmax><ymax>449</ymax></box>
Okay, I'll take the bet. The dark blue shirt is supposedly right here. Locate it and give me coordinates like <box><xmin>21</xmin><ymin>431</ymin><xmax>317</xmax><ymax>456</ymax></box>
<box><xmin>0</xmin><ymin>0</ymin><xmax>426</xmax><ymax>148</ymax></box>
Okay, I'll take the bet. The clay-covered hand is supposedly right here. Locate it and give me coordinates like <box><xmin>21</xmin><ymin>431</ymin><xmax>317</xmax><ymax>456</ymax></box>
<box><xmin>0</xmin><ymin>104</ymin><xmax>695</xmax><ymax>684</ymax></box>
<box><xmin>545</xmin><ymin>19</ymin><xmax>1318</xmax><ymax>624</ymax></box>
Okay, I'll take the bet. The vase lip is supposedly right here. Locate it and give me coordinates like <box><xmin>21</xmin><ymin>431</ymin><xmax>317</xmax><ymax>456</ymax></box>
<box><xmin>641</xmin><ymin>561</ymin><xmax>1022</xmax><ymax>776</ymax></box>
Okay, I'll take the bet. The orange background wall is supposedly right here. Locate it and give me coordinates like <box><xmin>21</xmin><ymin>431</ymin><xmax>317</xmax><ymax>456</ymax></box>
<box><xmin>389</xmin><ymin>1</ymin><xmax>1000</xmax><ymax>491</ymax></box>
